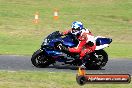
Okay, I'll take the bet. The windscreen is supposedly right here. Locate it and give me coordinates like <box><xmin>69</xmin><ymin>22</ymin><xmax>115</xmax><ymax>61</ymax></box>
<box><xmin>42</xmin><ymin>31</ymin><xmax>61</xmax><ymax>45</ymax></box>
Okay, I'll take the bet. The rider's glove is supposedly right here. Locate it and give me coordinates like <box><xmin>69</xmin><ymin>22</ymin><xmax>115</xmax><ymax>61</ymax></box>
<box><xmin>57</xmin><ymin>44</ymin><xmax>69</xmax><ymax>53</ymax></box>
<box><xmin>60</xmin><ymin>32</ymin><xmax>64</xmax><ymax>36</ymax></box>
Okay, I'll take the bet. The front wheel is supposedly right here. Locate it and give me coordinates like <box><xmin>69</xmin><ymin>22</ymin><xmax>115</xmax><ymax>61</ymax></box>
<box><xmin>31</xmin><ymin>49</ymin><xmax>53</xmax><ymax>68</ymax></box>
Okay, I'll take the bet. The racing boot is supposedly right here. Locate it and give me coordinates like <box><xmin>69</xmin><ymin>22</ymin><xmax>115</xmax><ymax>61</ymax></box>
<box><xmin>80</xmin><ymin>54</ymin><xmax>90</xmax><ymax>68</ymax></box>
<box><xmin>82</xmin><ymin>54</ymin><xmax>90</xmax><ymax>63</ymax></box>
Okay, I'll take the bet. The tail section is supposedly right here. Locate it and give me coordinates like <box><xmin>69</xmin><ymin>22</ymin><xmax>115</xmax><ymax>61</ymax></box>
<box><xmin>95</xmin><ymin>37</ymin><xmax>112</xmax><ymax>50</ymax></box>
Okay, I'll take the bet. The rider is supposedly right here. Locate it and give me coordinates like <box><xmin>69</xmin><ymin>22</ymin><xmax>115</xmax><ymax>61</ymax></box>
<box><xmin>60</xmin><ymin>21</ymin><xmax>96</xmax><ymax>61</ymax></box>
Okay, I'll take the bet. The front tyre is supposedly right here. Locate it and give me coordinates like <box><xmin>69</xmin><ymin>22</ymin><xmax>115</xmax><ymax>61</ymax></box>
<box><xmin>31</xmin><ymin>49</ymin><xmax>53</xmax><ymax>68</ymax></box>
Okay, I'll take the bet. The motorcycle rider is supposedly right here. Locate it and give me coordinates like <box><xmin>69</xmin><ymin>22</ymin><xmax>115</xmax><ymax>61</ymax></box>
<box><xmin>60</xmin><ymin>21</ymin><xmax>96</xmax><ymax>63</ymax></box>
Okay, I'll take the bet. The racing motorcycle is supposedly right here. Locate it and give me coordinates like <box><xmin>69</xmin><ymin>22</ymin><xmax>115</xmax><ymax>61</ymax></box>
<box><xmin>31</xmin><ymin>31</ymin><xmax>112</xmax><ymax>69</ymax></box>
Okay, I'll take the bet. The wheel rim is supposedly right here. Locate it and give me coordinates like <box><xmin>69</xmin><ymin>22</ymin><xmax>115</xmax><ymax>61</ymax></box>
<box><xmin>95</xmin><ymin>53</ymin><xmax>107</xmax><ymax>67</ymax></box>
<box><xmin>96</xmin><ymin>55</ymin><xmax>103</xmax><ymax>65</ymax></box>
<box><xmin>35</xmin><ymin>54</ymin><xmax>48</xmax><ymax>65</ymax></box>
<box><xmin>92</xmin><ymin>53</ymin><xmax>104</xmax><ymax>66</ymax></box>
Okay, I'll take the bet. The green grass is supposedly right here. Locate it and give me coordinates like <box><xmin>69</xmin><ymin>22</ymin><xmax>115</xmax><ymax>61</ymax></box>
<box><xmin>0</xmin><ymin>71</ymin><xmax>131</xmax><ymax>88</ymax></box>
<box><xmin>0</xmin><ymin>0</ymin><xmax>132</xmax><ymax>57</ymax></box>
<box><xmin>106</xmin><ymin>42</ymin><xmax>132</xmax><ymax>58</ymax></box>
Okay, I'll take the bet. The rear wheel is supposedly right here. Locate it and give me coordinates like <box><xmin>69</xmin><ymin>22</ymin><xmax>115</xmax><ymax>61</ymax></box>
<box><xmin>31</xmin><ymin>49</ymin><xmax>53</xmax><ymax>68</ymax></box>
<box><xmin>85</xmin><ymin>50</ymin><xmax>108</xmax><ymax>70</ymax></box>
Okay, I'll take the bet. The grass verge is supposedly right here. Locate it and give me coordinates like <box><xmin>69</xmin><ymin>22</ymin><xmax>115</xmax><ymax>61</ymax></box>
<box><xmin>0</xmin><ymin>71</ymin><xmax>131</xmax><ymax>88</ymax></box>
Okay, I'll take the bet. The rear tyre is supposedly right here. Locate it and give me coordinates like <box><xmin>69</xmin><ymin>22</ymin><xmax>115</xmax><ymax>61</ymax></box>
<box><xmin>31</xmin><ymin>49</ymin><xmax>53</xmax><ymax>68</ymax></box>
<box><xmin>85</xmin><ymin>50</ymin><xmax>108</xmax><ymax>70</ymax></box>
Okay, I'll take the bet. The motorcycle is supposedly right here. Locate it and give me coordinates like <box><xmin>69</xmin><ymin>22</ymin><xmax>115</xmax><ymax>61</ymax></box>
<box><xmin>31</xmin><ymin>31</ymin><xmax>112</xmax><ymax>69</ymax></box>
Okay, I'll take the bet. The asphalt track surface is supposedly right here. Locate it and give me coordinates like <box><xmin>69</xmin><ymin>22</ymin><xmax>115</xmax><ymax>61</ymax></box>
<box><xmin>0</xmin><ymin>55</ymin><xmax>132</xmax><ymax>75</ymax></box>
